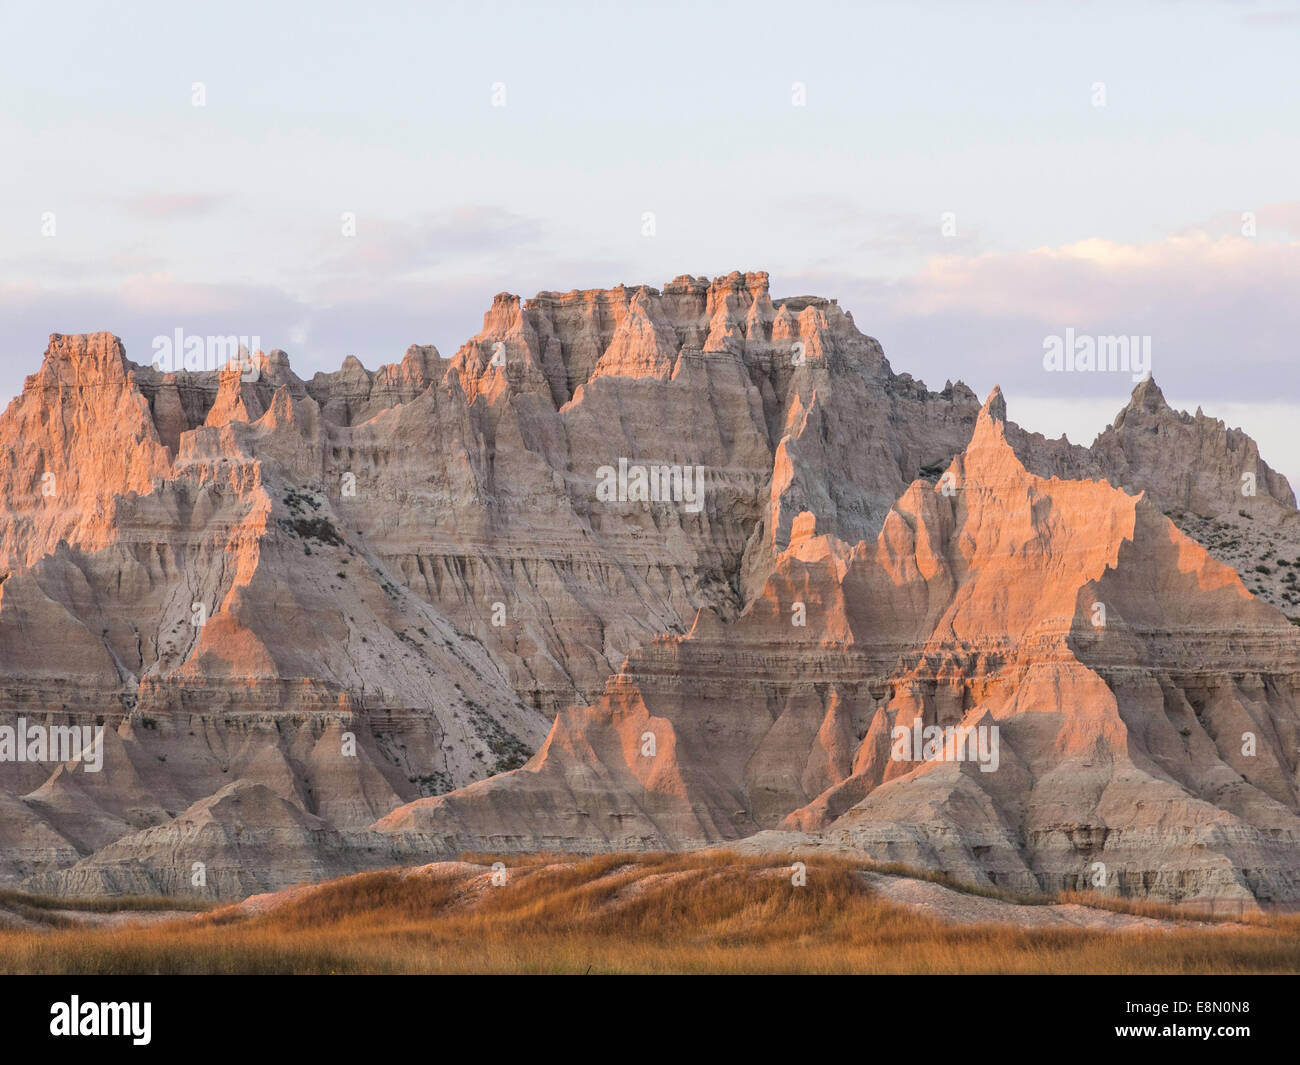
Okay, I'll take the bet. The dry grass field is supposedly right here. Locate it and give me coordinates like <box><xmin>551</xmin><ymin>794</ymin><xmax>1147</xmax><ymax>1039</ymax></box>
<box><xmin>1</xmin><ymin>852</ymin><xmax>1297</xmax><ymax>975</ymax></box>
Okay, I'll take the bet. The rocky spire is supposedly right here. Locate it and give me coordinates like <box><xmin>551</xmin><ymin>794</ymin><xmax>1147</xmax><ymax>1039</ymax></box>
<box><xmin>1126</xmin><ymin>375</ymin><xmax>1167</xmax><ymax>414</ymax></box>
<box><xmin>982</xmin><ymin>384</ymin><xmax>1007</xmax><ymax>424</ymax></box>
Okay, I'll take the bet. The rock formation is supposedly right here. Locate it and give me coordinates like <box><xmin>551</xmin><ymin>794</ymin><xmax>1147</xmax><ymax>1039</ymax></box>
<box><xmin>371</xmin><ymin>393</ymin><xmax>1300</xmax><ymax>907</ymax></box>
<box><xmin>2</xmin><ymin>271</ymin><xmax>1297</xmax><ymax>903</ymax></box>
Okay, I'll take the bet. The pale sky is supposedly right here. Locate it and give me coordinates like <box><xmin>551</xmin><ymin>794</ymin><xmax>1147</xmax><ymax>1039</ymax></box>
<box><xmin>2</xmin><ymin>0</ymin><xmax>1297</xmax><ymax>484</ymax></box>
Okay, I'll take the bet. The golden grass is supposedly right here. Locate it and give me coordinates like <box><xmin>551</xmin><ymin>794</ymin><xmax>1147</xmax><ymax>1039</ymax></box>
<box><xmin>1052</xmin><ymin>889</ymin><xmax>1248</xmax><ymax>924</ymax></box>
<box><xmin>1</xmin><ymin>852</ymin><xmax>1297</xmax><ymax>974</ymax></box>
<box><xmin>0</xmin><ymin>889</ymin><xmax>213</xmax><ymax>914</ymax></box>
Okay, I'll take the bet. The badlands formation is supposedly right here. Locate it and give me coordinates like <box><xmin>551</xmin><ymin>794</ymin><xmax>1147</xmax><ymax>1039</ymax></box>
<box><xmin>1</xmin><ymin>271</ymin><xmax>1298</xmax><ymax>906</ymax></box>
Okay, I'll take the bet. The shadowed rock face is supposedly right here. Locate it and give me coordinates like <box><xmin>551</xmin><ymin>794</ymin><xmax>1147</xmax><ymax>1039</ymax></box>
<box><xmin>2</xmin><ymin>273</ymin><xmax>1297</xmax><ymax>900</ymax></box>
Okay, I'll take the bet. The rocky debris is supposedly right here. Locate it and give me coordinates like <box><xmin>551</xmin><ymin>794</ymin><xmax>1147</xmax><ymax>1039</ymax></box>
<box><xmin>1167</xmin><ymin>510</ymin><xmax>1300</xmax><ymax>618</ymax></box>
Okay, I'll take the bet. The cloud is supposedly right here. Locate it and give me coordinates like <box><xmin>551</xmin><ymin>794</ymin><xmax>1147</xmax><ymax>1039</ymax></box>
<box><xmin>3</xmin><ymin>216</ymin><xmax>1293</xmax><ymax>486</ymax></box>
<box><xmin>772</xmin><ymin>197</ymin><xmax>982</xmax><ymax>262</ymax></box>
<box><xmin>0</xmin><ymin>245</ymin><xmax>633</xmax><ymax>399</ymax></box>
<box><xmin>115</xmin><ymin>194</ymin><xmax>230</xmax><ymax>219</ymax></box>
<box><xmin>1204</xmin><ymin>0</ymin><xmax>1300</xmax><ymax>25</ymax></box>
<box><xmin>315</xmin><ymin>206</ymin><xmax>545</xmax><ymax>275</ymax></box>
<box><xmin>1171</xmin><ymin>201</ymin><xmax>1300</xmax><ymax>241</ymax></box>
<box><xmin>777</xmin><ymin>219</ymin><xmax>1300</xmax><ymax>487</ymax></box>
<box><xmin>0</xmin><ymin>278</ymin><xmax>310</xmax><ymax>403</ymax></box>
<box><xmin>786</xmin><ymin>223</ymin><xmax>1300</xmax><ymax>407</ymax></box>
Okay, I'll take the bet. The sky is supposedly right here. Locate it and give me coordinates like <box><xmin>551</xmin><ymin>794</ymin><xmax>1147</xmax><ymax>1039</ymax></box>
<box><xmin>1</xmin><ymin>0</ymin><xmax>1297</xmax><ymax>484</ymax></box>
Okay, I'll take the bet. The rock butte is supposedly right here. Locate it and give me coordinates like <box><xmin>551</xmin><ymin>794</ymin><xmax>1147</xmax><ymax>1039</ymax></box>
<box><xmin>0</xmin><ymin>270</ymin><xmax>1297</xmax><ymax>906</ymax></box>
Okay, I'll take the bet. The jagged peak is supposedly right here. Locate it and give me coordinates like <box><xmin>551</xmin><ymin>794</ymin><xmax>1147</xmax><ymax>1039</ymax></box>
<box><xmin>522</xmin><ymin>271</ymin><xmax>770</xmax><ymax>311</ymax></box>
<box><xmin>956</xmin><ymin>384</ymin><xmax>1032</xmax><ymax>486</ymax></box>
<box><xmin>1127</xmin><ymin>374</ymin><xmax>1167</xmax><ymax>414</ymax></box>
<box><xmin>39</xmin><ymin>332</ymin><xmax>130</xmax><ymax>382</ymax></box>
<box><xmin>402</xmin><ymin>343</ymin><xmax>441</xmax><ymax>363</ymax></box>
<box><xmin>1108</xmin><ymin>374</ymin><xmax>1201</xmax><ymax>434</ymax></box>
<box><xmin>258</xmin><ymin>384</ymin><xmax>301</xmax><ymax>429</ymax></box>
<box><xmin>45</xmin><ymin>331</ymin><xmax>125</xmax><ymax>356</ymax></box>
<box><xmin>664</xmin><ymin>274</ymin><xmax>710</xmax><ymax>295</ymax></box>
<box><xmin>981</xmin><ymin>384</ymin><xmax>1006</xmax><ymax>424</ymax></box>
<box><xmin>710</xmin><ymin>269</ymin><xmax>770</xmax><ymax>296</ymax></box>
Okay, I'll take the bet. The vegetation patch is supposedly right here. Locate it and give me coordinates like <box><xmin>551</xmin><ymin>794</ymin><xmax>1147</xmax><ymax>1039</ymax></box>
<box><xmin>468</xmin><ymin>707</ymin><xmax>531</xmax><ymax>773</ymax></box>
<box><xmin>1</xmin><ymin>853</ymin><xmax>1294</xmax><ymax>975</ymax></box>
<box><xmin>281</xmin><ymin>516</ymin><xmax>344</xmax><ymax>546</ymax></box>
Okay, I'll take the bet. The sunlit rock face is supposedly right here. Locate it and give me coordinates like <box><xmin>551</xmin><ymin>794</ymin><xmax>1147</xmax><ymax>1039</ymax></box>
<box><xmin>2</xmin><ymin>274</ymin><xmax>1297</xmax><ymax>901</ymax></box>
<box><xmin>373</xmin><ymin>393</ymin><xmax>1300</xmax><ymax>908</ymax></box>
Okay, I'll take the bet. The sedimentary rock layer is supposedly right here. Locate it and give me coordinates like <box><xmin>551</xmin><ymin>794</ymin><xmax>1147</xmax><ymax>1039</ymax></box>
<box><xmin>2</xmin><ymin>271</ymin><xmax>1296</xmax><ymax>900</ymax></box>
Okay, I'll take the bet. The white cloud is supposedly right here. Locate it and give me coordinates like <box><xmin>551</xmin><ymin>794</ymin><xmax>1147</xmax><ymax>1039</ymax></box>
<box><xmin>786</xmin><ymin>218</ymin><xmax>1300</xmax><ymax>413</ymax></box>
